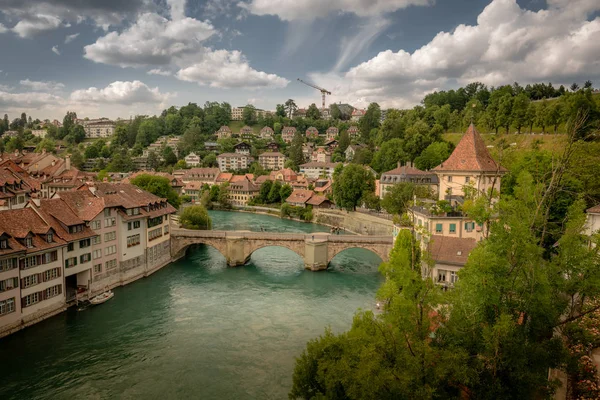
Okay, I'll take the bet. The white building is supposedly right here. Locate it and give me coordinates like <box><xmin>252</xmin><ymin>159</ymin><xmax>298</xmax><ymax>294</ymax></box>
<box><xmin>217</xmin><ymin>153</ymin><xmax>253</xmax><ymax>172</ymax></box>
<box><xmin>258</xmin><ymin>152</ymin><xmax>286</xmax><ymax>171</ymax></box>
<box><xmin>84</xmin><ymin>120</ymin><xmax>116</xmax><ymax>138</ymax></box>
<box><xmin>184</xmin><ymin>152</ymin><xmax>201</xmax><ymax>167</ymax></box>
<box><xmin>299</xmin><ymin>162</ymin><xmax>340</xmax><ymax>179</ymax></box>
<box><xmin>31</xmin><ymin>130</ymin><xmax>47</xmax><ymax>138</ymax></box>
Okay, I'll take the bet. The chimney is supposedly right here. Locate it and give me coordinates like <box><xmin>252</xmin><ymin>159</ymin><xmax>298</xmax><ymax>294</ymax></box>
<box><xmin>397</xmin><ymin>161</ymin><xmax>401</xmax><ymax>169</ymax></box>
<box><xmin>42</xmin><ymin>149</ymin><xmax>46</xmax><ymax>154</ymax></box>
<box><xmin>65</xmin><ymin>155</ymin><xmax>71</xmax><ymax>171</ymax></box>
<box><xmin>51</xmin><ymin>160</ymin><xmax>56</xmax><ymax>167</ymax></box>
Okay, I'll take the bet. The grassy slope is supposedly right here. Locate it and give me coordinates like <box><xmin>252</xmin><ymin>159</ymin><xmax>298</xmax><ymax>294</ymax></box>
<box><xmin>443</xmin><ymin>132</ymin><xmax>569</xmax><ymax>155</ymax></box>
<box><xmin>228</xmin><ymin>121</ymin><xmax>262</xmax><ymax>135</ymax></box>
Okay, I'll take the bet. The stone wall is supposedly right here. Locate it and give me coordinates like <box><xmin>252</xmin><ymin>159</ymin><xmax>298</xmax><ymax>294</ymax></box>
<box><xmin>314</xmin><ymin>209</ymin><xmax>394</xmax><ymax>236</ymax></box>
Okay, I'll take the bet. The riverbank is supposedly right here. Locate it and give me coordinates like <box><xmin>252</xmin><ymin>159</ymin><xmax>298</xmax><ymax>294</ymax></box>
<box><xmin>205</xmin><ymin>204</ymin><xmax>393</xmax><ymax>236</ymax></box>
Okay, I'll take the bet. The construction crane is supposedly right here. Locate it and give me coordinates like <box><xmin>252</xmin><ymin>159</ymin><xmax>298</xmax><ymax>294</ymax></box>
<box><xmin>297</xmin><ymin>78</ymin><xmax>332</xmax><ymax>110</ymax></box>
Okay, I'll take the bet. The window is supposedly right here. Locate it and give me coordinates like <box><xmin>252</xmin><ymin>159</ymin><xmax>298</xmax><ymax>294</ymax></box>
<box><xmin>80</xmin><ymin>253</ymin><xmax>92</xmax><ymax>263</ymax></box>
<box><xmin>438</xmin><ymin>270</ymin><xmax>447</xmax><ymax>282</ymax></box>
<box><xmin>104</xmin><ymin>231</ymin><xmax>116</xmax><ymax>242</ymax></box>
<box><xmin>93</xmin><ymin>264</ymin><xmax>102</xmax><ymax>274</ymax></box>
<box><xmin>67</xmin><ymin>242</ymin><xmax>74</xmax><ymax>252</ymax></box>
<box><xmin>465</xmin><ymin>176</ymin><xmax>470</xmax><ymax>183</ymax></box>
<box><xmin>448</xmin><ymin>176</ymin><xmax>453</xmax><ymax>183</ymax></box>
<box><xmin>435</xmin><ymin>223</ymin><xmax>443</xmax><ymax>233</ymax></box>
<box><xmin>105</xmin><ymin>245</ymin><xmax>117</xmax><ymax>256</ymax></box>
<box><xmin>0</xmin><ymin>277</ymin><xmax>18</xmax><ymax>292</ymax></box>
<box><xmin>450</xmin><ymin>271</ymin><xmax>458</xmax><ymax>284</ymax></box>
<box><xmin>164</xmin><ymin>225</ymin><xmax>169</xmax><ymax>235</ymax></box>
<box><xmin>69</xmin><ymin>225</ymin><xmax>83</xmax><ymax>234</ymax></box>
<box><xmin>0</xmin><ymin>298</ymin><xmax>15</xmax><ymax>315</ymax></box>
<box><xmin>0</xmin><ymin>239</ymin><xmax>7</xmax><ymax>249</ymax></box>
<box><xmin>449</xmin><ymin>223</ymin><xmax>456</xmax><ymax>233</ymax></box>
<box><xmin>105</xmin><ymin>259</ymin><xmax>117</xmax><ymax>270</ymax></box>
<box><xmin>104</xmin><ymin>208</ymin><xmax>111</xmax><ymax>217</ymax></box>
<box><xmin>92</xmin><ymin>235</ymin><xmax>101</xmax><ymax>245</ymax></box>
<box><xmin>127</xmin><ymin>234</ymin><xmax>140</xmax><ymax>248</ymax></box>
<box><xmin>128</xmin><ymin>221</ymin><xmax>141</xmax><ymax>230</ymax></box>
<box><xmin>465</xmin><ymin>222</ymin><xmax>475</xmax><ymax>232</ymax></box>
<box><xmin>148</xmin><ymin>227</ymin><xmax>162</xmax><ymax>241</ymax></box>
<box><xmin>44</xmin><ymin>285</ymin><xmax>61</xmax><ymax>299</ymax></box>
<box><xmin>21</xmin><ymin>274</ymin><xmax>39</xmax><ymax>288</ymax></box>
<box><xmin>24</xmin><ymin>237</ymin><xmax>33</xmax><ymax>248</ymax></box>
<box><xmin>65</xmin><ymin>257</ymin><xmax>77</xmax><ymax>268</ymax></box>
<box><xmin>148</xmin><ymin>216</ymin><xmax>163</xmax><ymax>228</ymax></box>
<box><xmin>104</xmin><ymin>218</ymin><xmax>116</xmax><ymax>228</ymax></box>
<box><xmin>0</xmin><ymin>258</ymin><xmax>17</xmax><ymax>272</ymax></box>
<box><xmin>79</xmin><ymin>238</ymin><xmax>91</xmax><ymax>248</ymax></box>
<box><xmin>91</xmin><ymin>220</ymin><xmax>101</xmax><ymax>230</ymax></box>
<box><xmin>43</xmin><ymin>268</ymin><xmax>60</xmax><ymax>281</ymax></box>
<box><xmin>93</xmin><ymin>249</ymin><xmax>102</xmax><ymax>259</ymax></box>
<box><xmin>47</xmin><ymin>232</ymin><xmax>54</xmax><ymax>243</ymax></box>
<box><xmin>22</xmin><ymin>256</ymin><xmax>37</xmax><ymax>269</ymax></box>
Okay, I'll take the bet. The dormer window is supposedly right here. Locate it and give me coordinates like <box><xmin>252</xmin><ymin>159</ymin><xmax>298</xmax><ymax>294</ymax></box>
<box><xmin>0</xmin><ymin>239</ymin><xmax>8</xmax><ymax>249</ymax></box>
<box><xmin>24</xmin><ymin>237</ymin><xmax>33</xmax><ymax>248</ymax></box>
<box><xmin>47</xmin><ymin>233</ymin><xmax>53</xmax><ymax>243</ymax></box>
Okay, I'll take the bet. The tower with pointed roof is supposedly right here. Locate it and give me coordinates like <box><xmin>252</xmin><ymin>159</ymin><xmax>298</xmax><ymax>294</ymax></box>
<box><xmin>433</xmin><ymin>123</ymin><xmax>506</xmax><ymax>203</ymax></box>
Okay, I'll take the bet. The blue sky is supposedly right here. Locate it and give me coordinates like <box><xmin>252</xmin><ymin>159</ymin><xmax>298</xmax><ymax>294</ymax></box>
<box><xmin>0</xmin><ymin>0</ymin><xmax>598</xmax><ymax>120</ymax></box>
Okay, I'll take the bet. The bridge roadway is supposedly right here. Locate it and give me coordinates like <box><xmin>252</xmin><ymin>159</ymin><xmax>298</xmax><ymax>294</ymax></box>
<box><xmin>170</xmin><ymin>229</ymin><xmax>394</xmax><ymax>271</ymax></box>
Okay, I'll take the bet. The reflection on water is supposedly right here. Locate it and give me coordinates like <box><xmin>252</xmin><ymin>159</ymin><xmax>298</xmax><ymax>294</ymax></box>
<box><xmin>0</xmin><ymin>212</ymin><xmax>384</xmax><ymax>400</ymax></box>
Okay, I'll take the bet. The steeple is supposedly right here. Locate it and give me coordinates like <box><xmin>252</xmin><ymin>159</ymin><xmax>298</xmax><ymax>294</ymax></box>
<box><xmin>433</xmin><ymin>124</ymin><xmax>505</xmax><ymax>173</ymax></box>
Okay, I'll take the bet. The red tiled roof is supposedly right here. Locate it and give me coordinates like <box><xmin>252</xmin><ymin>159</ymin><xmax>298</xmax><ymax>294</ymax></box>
<box><xmin>216</xmin><ymin>172</ymin><xmax>233</xmax><ymax>182</ymax></box>
<box><xmin>33</xmin><ymin>198</ymin><xmax>96</xmax><ymax>241</ymax></box>
<box><xmin>57</xmin><ymin>190</ymin><xmax>106</xmax><ymax>221</ymax></box>
<box><xmin>433</xmin><ymin>124</ymin><xmax>506</xmax><ymax>173</ymax></box>
<box><xmin>286</xmin><ymin>189</ymin><xmax>313</xmax><ymax>204</ymax></box>
<box><xmin>428</xmin><ymin>235</ymin><xmax>477</xmax><ymax>266</ymax></box>
<box><xmin>306</xmin><ymin>195</ymin><xmax>330</xmax><ymax>206</ymax></box>
<box><xmin>588</xmin><ymin>204</ymin><xmax>600</xmax><ymax>213</ymax></box>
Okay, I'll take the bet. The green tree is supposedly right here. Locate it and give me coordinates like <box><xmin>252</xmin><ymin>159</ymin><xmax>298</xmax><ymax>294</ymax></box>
<box><xmin>330</xmin><ymin>103</ymin><xmax>342</xmax><ymax>120</ymax></box>
<box><xmin>511</xmin><ymin>93</ymin><xmax>530</xmax><ymax>133</ymax></box>
<box><xmin>165</xmin><ymin>113</ymin><xmax>184</xmax><ymax>136</ymax></box>
<box><xmin>268</xmin><ymin>180</ymin><xmax>282</xmax><ymax>204</ymax></box>
<box><xmin>535</xmin><ymin>98</ymin><xmax>549</xmax><ymax>133</ymax></box>
<box><xmin>332</xmin><ymin>164</ymin><xmax>374</xmax><ymax>211</ymax></box>
<box><xmin>279</xmin><ymin>184</ymin><xmax>293</xmax><ymax>202</ymax></box>
<box><xmin>414</xmin><ymin>141</ymin><xmax>451</xmax><ymax>171</ymax></box>
<box><xmin>242</xmin><ymin>105</ymin><xmax>257</xmax><ymax>125</ymax></box>
<box><xmin>289</xmin><ymin>132</ymin><xmax>305</xmax><ymax>167</ymax></box>
<box><xmin>147</xmin><ymin>150</ymin><xmax>160</xmax><ymax>170</ymax></box>
<box><xmin>371</xmin><ymin>138</ymin><xmax>407</xmax><ymax>172</ymax></box>
<box><xmin>276</xmin><ymin>104</ymin><xmax>286</xmax><ymax>118</ymax></box>
<box><xmin>306</xmin><ymin>103</ymin><xmax>321</xmax><ymax>120</ymax></box>
<box><xmin>162</xmin><ymin>146</ymin><xmax>177</xmax><ymax>166</ymax></box>
<box><xmin>284</xmin><ymin>99</ymin><xmax>298</xmax><ymax>119</ymax></box>
<box><xmin>359</xmin><ymin>103</ymin><xmax>381</xmax><ymax>143</ymax></box>
<box><xmin>257</xmin><ymin>180</ymin><xmax>273</xmax><ymax>203</ymax></box>
<box><xmin>70</xmin><ymin>149</ymin><xmax>85</xmax><ymax>169</ymax></box>
<box><xmin>338</xmin><ymin>130</ymin><xmax>350</xmax><ymax>153</ymax></box>
<box><xmin>130</xmin><ymin>174</ymin><xmax>181</xmax><ymax>208</ymax></box>
<box><xmin>496</xmin><ymin>94</ymin><xmax>513</xmax><ymax>134</ymax></box>
<box><xmin>381</xmin><ymin>182</ymin><xmax>418</xmax><ymax>215</ymax></box>
<box><xmin>203</xmin><ymin>153</ymin><xmax>217</xmax><ymax>167</ymax></box>
<box><xmin>218</xmin><ymin>183</ymin><xmax>230</xmax><ymax>207</ymax></box>
<box><xmin>179</xmin><ymin>205</ymin><xmax>212</xmax><ymax>230</ymax></box>
<box><xmin>35</xmin><ymin>138</ymin><xmax>56</xmax><ymax>153</ymax></box>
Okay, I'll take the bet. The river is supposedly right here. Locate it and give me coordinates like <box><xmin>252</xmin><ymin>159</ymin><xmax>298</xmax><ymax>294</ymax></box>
<box><xmin>0</xmin><ymin>211</ymin><xmax>384</xmax><ymax>399</ymax></box>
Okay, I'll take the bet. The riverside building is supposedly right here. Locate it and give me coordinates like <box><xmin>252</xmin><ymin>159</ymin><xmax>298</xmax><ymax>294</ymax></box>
<box><xmin>0</xmin><ymin>183</ymin><xmax>176</xmax><ymax>338</ymax></box>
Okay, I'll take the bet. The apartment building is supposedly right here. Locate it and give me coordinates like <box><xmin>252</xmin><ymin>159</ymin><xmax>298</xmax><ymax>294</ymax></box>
<box><xmin>228</xmin><ymin>177</ymin><xmax>259</xmax><ymax>206</ymax></box>
<box><xmin>0</xmin><ymin>208</ymin><xmax>69</xmax><ymax>337</ymax></box>
<box><xmin>351</xmin><ymin>109</ymin><xmax>366</xmax><ymax>121</ymax></box>
<box><xmin>216</xmin><ymin>126</ymin><xmax>232</xmax><ymax>139</ymax></box>
<box><xmin>325</xmin><ymin>127</ymin><xmax>338</xmax><ymax>141</ymax></box>
<box><xmin>0</xmin><ymin>161</ymin><xmax>36</xmax><ymax>211</ymax></box>
<box><xmin>379</xmin><ymin>162</ymin><xmax>439</xmax><ymax>199</ymax></box>
<box><xmin>258</xmin><ymin>152</ymin><xmax>286</xmax><ymax>171</ymax></box>
<box><xmin>311</xmin><ymin>147</ymin><xmax>331</xmax><ymax>163</ymax></box>
<box><xmin>240</xmin><ymin>126</ymin><xmax>254</xmax><ymax>140</ymax></box>
<box><xmin>234</xmin><ymin>142</ymin><xmax>251</xmax><ymax>155</ymax></box>
<box><xmin>282</xmin><ymin>127</ymin><xmax>297</xmax><ymax>143</ymax></box>
<box><xmin>347</xmin><ymin>126</ymin><xmax>360</xmax><ymax>139</ymax></box>
<box><xmin>260</xmin><ymin>126</ymin><xmax>274</xmax><ymax>140</ymax></box>
<box><xmin>299</xmin><ymin>162</ymin><xmax>340</xmax><ymax>179</ymax></box>
<box><xmin>84</xmin><ymin>120</ymin><xmax>116</xmax><ymax>138</ymax></box>
<box><xmin>305</xmin><ymin>127</ymin><xmax>319</xmax><ymax>139</ymax></box>
<box><xmin>217</xmin><ymin>153</ymin><xmax>253</xmax><ymax>172</ymax></box>
<box><xmin>31</xmin><ymin>130</ymin><xmax>47</xmax><ymax>138</ymax></box>
<box><xmin>184</xmin><ymin>152</ymin><xmax>201</xmax><ymax>167</ymax></box>
<box><xmin>179</xmin><ymin>168</ymin><xmax>220</xmax><ymax>185</ymax></box>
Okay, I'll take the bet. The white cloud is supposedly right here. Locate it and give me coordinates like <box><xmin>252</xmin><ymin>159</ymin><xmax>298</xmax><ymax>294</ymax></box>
<box><xmin>12</xmin><ymin>14</ymin><xmax>62</xmax><ymax>38</ymax></box>
<box><xmin>148</xmin><ymin>69</ymin><xmax>172</xmax><ymax>76</ymax></box>
<box><xmin>0</xmin><ymin>0</ymin><xmax>152</xmax><ymax>37</ymax></box>
<box><xmin>64</xmin><ymin>33</ymin><xmax>80</xmax><ymax>44</ymax></box>
<box><xmin>84</xmin><ymin>12</ymin><xmax>216</xmax><ymax>68</ymax></box>
<box><xmin>177</xmin><ymin>50</ymin><xmax>290</xmax><ymax>89</ymax></box>
<box><xmin>312</xmin><ymin>0</ymin><xmax>600</xmax><ymax>109</ymax></box>
<box><xmin>51</xmin><ymin>45</ymin><xmax>61</xmax><ymax>55</ymax></box>
<box><xmin>0</xmin><ymin>23</ymin><xmax>7</xmax><ymax>33</ymax></box>
<box><xmin>239</xmin><ymin>0</ymin><xmax>433</xmax><ymax>21</ymax></box>
<box><xmin>0</xmin><ymin>90</ymin><xmax>64</xmax><ymax>110</ymax></box>
<box><xmin>70</xmin><ymin>80</ymin><xmax>171</xmax><ymax>105</ymax></box>
<box><xmin>84</xmin><ymin>0</ymin><xmax>289</xmax><ymax>90</ymax></box>
<box><xmin>333</xmin><ymin>17</ymin><xmax>391</xmax><ymax>72</ymax></box>
<box><xmin>20</xmin><ymin>79</ymin><xmax>65</xmax><ymax>91</ymax></box>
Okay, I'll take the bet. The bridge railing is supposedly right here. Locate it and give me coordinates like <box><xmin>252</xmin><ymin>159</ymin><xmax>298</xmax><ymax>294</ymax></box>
<box><xmin>171</xmin><ymin>229</ymin><xmax>392</xmax><ymax>243</ymax></box>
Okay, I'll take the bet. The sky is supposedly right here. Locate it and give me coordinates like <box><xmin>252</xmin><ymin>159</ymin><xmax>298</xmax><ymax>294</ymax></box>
<box><xmin>0</xmin><ymin>0</ymin><xmax>598</xmax><ymax>120</ymax></box>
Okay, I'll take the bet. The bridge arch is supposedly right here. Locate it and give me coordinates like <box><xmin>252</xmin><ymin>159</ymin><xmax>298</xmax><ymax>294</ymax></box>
<box><xmin>171</xmin><ymin>237</ymin><xmax>228</xmax><ymax>262</ymax></box>
<box><xmin>243</xmin><ymin>241</ymin><xmax>305</xmax><ymax>264</ymax></box>
<box><xmin>327</xmin><ymin>243</ymin><xmax>390</xmax><ymax>267</ymax></box>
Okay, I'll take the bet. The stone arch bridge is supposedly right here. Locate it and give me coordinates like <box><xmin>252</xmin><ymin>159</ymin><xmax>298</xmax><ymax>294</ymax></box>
<box><xmin>171</xmin><ymin>229</ymin><xmax>393</xmax><ymax>271</ymax></box>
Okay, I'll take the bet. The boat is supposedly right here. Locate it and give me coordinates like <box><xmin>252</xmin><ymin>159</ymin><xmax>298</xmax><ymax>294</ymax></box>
<box><xmin>90</xmin><ymin>290</ymin><xmax>114</xmax><ymax>305</ymax></box>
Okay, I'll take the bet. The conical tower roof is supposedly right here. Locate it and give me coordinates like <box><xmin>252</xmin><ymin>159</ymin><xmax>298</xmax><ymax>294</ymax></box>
<box><xmin>433</xmin><ymin>124</ymin><xmax>506</xmax><ymax>173</ymax></box>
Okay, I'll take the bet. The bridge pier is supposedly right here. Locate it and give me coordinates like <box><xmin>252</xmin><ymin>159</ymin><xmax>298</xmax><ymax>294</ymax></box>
<box><xmin>226</xmin><ymin>236</ymin><xmax>250</xmax><ymax>267</ymax></box>
<box><xmin>304</xmin><ymin>240</ymin><xmax>328</xmax><ymax>271</ymax></box>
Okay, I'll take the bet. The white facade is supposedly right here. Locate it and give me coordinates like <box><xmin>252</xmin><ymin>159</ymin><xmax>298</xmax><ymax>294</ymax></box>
<box><xmin>185</xmin><ymin>152</ymin><xmax>201</xmax><ymax>167</ymax></box>
<box><xmin>217</xmin><ymin>153</ymin><xmax>253</xmax><ymax>172</ymax></box>
<box><xmin>31</xmin><ymin>130</ymin><xmax>47</xmax><ymax>138</ymax></box>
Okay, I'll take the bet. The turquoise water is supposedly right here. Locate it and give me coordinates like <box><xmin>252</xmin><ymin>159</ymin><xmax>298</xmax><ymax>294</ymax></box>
<box><xmin>0</xmin><ymin>212</ymin><xmax>383</xmax><ymax>399</ymax></box>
